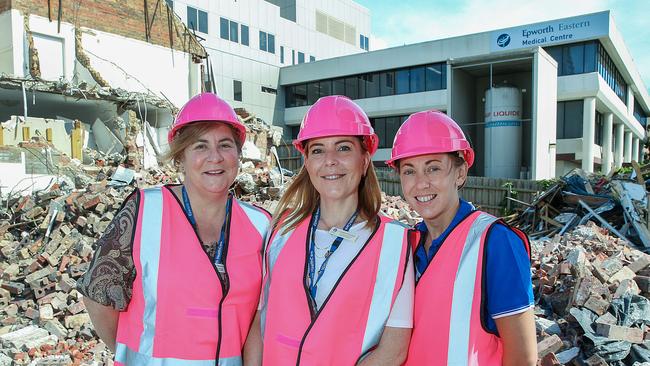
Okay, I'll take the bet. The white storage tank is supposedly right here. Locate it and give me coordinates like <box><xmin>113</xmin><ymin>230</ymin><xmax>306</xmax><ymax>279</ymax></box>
<box><xmin>484</xmin><ymin>85</ymin><xmax>522</xmax><ymax>178</ymax></box>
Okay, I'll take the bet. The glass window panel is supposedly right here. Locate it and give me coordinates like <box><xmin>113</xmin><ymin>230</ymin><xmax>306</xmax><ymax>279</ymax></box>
<box><xmin>332</xmin><ymin>78</ymin><xmax>345</xmax><ymax>95</ymax></box>
<box><xmin>233</xmin><ymin>80</ymin><xmax>242</xmax><ymax>101</ymax></box>
<box><xmin>259</xmin><ymin>31</ymin><xmax>267</xmax><ymax>51</ymax></box>
<box><xmin>380</xmin><ymin>71</ymin><xmax>394</xmax><ymax>96</ymax></box>
<box><xmin>229</xmin><ymin>21</ymin><xmax>238</xmax><ymax>42</ymax></box>
<box><xmin>366</xmin><ymin>73</ymin><xmax>379</xmax><ymax>98</ymax></box>
<box><xmin>441</xmin><ymin>64</ymin><xmax>447</xmax><ymax>89</ymax></box>
<box><xmin>294</xmin><ymin>84</ymin><xmax>307</xmax><ymax>107</ymax></box>
<box><xmin>584</xmin><ymin>41</ymin><xmax>596</xmax><ymax>73</ymax></box>
<box><xmin>280</xmin><ymin>45</ymin><xmax>284</xmax><ymax>63</ymax></box>
<box><xmin>219</xmin><ymin>17</ymin><xmax>229</xmax><ymax>40</ymax></box>
<box><xmin>187</xmin><ymin>7</ymin><xmax>197</xmax><ymax>31</ymax></box>
<box><xmin>396</xmin><ymin>69</ymin><xmax>410</xmax><ymax>94</ymax></box>
<box><xmin>310</xmin><ymin>56</ymin><xmax>315</xmax><ymax>62</ymax></box>
<box><xmin>546</xmin><ymin>46</ymin><xmax>563</xmax><ymax>74</ymax></box>
<box><xmin>595</xmin><ymin>112</ymin><xmax>603</xmax><ymax>145</ymax></box>
<box><xmin>307</xmin><ymin>82</ymin><xmax>320</xmax><ymax>105</ymax></box>
<box><xmin>319</xmin><ymin>80</ymin><xmax>332</xmax><ymax>98</ymax></box>
<box><xmin>365</xmin><ymin>36</ymin><xmax>369</xmax><ymax>51</ymax></box>
<box><xmin>198</xmin><ymin>10</ymin><xmax>208</xmax><ymax>33</ymax></box>
<box><xmin>358</xmin><ymin>75</ymin><xmax>367</xmax><ymax>99</ymax></box>
<box><xmin>345</xmin><ymin>77</ymin><xmax>358</xmax><ymax>99</ymax></box>
<box><xmin>241</xmin><ymin>24</ymin><xmax>249</xmax><ymax>45</ymax></box>
<box><xmin>298</xmin><ymin>52</ymin><xmax>305</xmax><ymax>63</ymax></box>
<box><xmin>556</xmin><ymin>102</ymin><xmax>565</xmax><ymax>139</ymax></box>
<box><xmin>410</xmin><ymin>66</ymin><xmax>425</xmax><ymax>93</ymax></box>
<box><xmin>425</xmin><ymin>64</ymin><xmax>442</xmax><ymax>91</ymax></box>
<box><xmin>268</xmin><ymin>34</ymin><xmax>275</xmax><ymax>53</ymax></box>
<box><xmin>360</xmin><ymin>34</ymin><xmax>365</xmax><ymax>49</ymax></box>
<box><xmin>563</xmin><ymin>101</ymin><xmax>583</xmax><ymax>138</ymax></box>
<box><xmin>385</xmin><ymin>117</ymin><xmax>400</xmax><ymax>148</ymax></box>
<box><xmin>373</xmin><ymin>118</ymin><xmax>386</xmax><ymax>148</ymax></box>
<box><xmin>563</xmin><ymin>44</ymin><xmax>584</xmax><ymax>75</ymax></box>
<box><xmin>285</xmin><ymin>85</ymin><xmax>296</xmax><ymax>107</ymax></box>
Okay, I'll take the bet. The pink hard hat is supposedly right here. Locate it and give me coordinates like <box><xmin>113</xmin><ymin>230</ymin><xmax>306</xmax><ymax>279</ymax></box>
<box><xmin>386</xmin><ymin>110</ymin><xmax>474</xmax><ymax>169</ymax></box>
<box><xmin>293</xmin><ymin>95</ymin><xmax>379</xmax><ymax>155</ymax></box>
<box><xmin>168</xmin><ymin>93</ymin><xmax>245</xmax><ymax>143</ymax></box>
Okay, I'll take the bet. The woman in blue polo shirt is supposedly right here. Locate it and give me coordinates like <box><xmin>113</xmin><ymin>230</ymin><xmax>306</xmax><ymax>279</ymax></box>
<box><xmin>388</xmin><ymin>110</ymin><xmax>537</xmax><ymax>366</ymax></box>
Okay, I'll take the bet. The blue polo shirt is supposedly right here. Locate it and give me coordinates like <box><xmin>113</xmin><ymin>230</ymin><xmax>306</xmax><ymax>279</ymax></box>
<box><xmin>414</xmin><ymin>199</ymin><xmax>534</xmax><ymax>334</ymax></box>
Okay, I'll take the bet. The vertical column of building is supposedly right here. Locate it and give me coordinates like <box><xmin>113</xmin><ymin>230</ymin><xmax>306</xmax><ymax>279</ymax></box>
<box><xmin>601</xmin><ymin>113</ymin><xmax>613</xmax><ymax>174</ymax></box>
<box><xmin>614</xmin><ymin>123</ymin><xmax>624</xmax><ymax>168</ymax></box>
<box><xmin>632</xmin><ymin>138</ymin><xmax>640</xmax><ymax>163</ymax></box>
<box><xmin>581</xmin><ymin>97</ymin><xmax>596</xmax><ymax>172</ymax></box>
<box><xmin>627</xmin><ymin>86</ymin><xmax>635</xmax><ymax>116</ymax></box>
<box><xmin>624</xmin><ymin>131</ymin><xmax>633</xmax><ymax>163</ymax></box>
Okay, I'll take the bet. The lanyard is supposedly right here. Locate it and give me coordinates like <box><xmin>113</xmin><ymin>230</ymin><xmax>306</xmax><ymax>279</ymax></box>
<box><xmin>307</xmin><ymin>206</ymin><xmax>359</xmax><ymax>301</ymax></box>
<box><xmin>182</xmin><ymin>185</ymin><xmax>231</xmax><ymax>270</ymax></box>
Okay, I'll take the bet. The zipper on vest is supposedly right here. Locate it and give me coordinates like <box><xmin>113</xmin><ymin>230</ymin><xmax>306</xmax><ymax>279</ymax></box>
<box><xmin>296</xmin><ymin>217</ymin><xmax>381</xmax><ymax>366</ymax></box>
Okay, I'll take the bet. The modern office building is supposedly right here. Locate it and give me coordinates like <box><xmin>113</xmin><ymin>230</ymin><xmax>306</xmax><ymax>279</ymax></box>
<box><xmin>280</xmin><ymin>11</ymin><xmax>649</xmax><ymax>179</ymax></box>
<box><xmin>170</xmin><ymin>0</ymin><xmax>371</xmax><ymax>123</ymax></box>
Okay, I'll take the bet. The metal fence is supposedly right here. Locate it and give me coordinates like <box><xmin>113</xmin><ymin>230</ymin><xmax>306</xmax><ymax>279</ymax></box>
<box><xmin>375</xmin><ymin>168</ymin><xmax>541</xmax><ymax>216</ymax></box>
<box><xmin>277</xmin><ymin>144</ymin><xmax>541</xmax><ymax>217</ymax></box>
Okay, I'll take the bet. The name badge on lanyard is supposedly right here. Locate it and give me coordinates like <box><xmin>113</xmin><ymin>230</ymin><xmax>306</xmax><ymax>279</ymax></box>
<box><xmin>329</xmin><ymin>227</ymin><xmax>358</xmax><ymax>242</ymax></box>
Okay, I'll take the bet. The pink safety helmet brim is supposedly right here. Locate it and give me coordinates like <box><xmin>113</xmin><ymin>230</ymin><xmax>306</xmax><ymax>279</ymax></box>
<box><xmin>168</xmin><ymin>93</ymin><xmax>245</xmax><ymax>144</ymax></box>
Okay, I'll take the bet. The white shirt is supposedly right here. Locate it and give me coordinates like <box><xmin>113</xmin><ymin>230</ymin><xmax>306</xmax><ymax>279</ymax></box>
<box><xmin>312</xmin><ymin>221</ymin><xmax>414</xmax><ymax>328</ymax></box>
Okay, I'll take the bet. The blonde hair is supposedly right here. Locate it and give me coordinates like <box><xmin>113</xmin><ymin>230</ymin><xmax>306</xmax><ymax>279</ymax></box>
<box><xmin>272</xmin><ymin>137</ymin><xmax>382</xmax><ymax>234</ymax></box>
<box><xmin>164</xmin><ymin>121</ymin><xmax>243</xmax><ymax>167</ymax></box>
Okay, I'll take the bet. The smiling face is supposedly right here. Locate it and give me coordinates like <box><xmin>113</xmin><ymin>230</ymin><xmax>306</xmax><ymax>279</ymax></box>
<box><xmin>180</xmin><ymin>123</ymin><xmax>240</xmax><ymax>196</ymax></box>
<box><xmin>399</xmin><ymin>153</ymin><xmax>468</xmax><ymax>228</ymax></box>
<box><xmin>304</xmin><ymin>136</ymin><xmax>370</xmax><ymax>205</ymax></box>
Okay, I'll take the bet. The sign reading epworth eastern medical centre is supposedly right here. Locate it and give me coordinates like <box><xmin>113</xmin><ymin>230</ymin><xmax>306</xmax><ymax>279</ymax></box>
<box><xmin>490</xmin><ymin>11</ymin><xmax>609</xmax><ymax>53</ymax></box>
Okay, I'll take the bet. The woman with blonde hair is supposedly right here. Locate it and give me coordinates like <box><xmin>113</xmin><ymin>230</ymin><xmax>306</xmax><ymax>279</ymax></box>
<box><xmin>249</xmin><ymin>95</ymin><xmax>414</xmax><ymax>365</ymax></box>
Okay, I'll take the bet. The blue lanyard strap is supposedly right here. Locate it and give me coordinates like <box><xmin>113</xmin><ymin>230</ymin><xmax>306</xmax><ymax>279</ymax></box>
<box><xmin>182</xmin><ymin>185</ymin><xmax>231</xmax><ymax>268</ymax></box>
<box><xmin>307</xmin><ymin>206</ymin><xmax>359</xmax><ymax>301</ymax></box>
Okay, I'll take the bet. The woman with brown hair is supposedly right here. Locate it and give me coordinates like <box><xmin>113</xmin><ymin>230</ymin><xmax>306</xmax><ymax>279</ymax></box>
<box><xmin>79</xmin><ymin>93</ymin><xmax>271</xmax><ymax>365</ymax></box>
<box><xmin>249</xmin><ymin>95</ymin><xmax>414</xmax><ymax>366</ymax></box>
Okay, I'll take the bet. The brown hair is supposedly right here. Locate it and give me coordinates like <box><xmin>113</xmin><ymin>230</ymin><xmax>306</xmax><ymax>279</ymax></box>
<box><xmin>163</xmin><ymin>121</ymin><xmax>243</xmax><ymax>166</ymax></box>
<box><xmin>273</xmin><ymin>138</ymin><xmax>382</xmax><ymax>234</ymax></box>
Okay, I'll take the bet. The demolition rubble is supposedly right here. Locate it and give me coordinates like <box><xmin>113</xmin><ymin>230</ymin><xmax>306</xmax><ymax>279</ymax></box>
<box><xmin>2</xmin><ymin>113</ymin><xmax>650</xmax><ymax>364</ymax></box>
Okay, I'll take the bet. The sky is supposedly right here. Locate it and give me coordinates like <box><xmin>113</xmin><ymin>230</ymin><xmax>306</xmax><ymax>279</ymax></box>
<box><xmin>354</xmin><ymin>0</ymin><xmax>650</xmax><ymax>96</ymax></box>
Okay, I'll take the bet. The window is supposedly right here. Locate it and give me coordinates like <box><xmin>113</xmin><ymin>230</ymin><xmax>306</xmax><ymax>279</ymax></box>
<box><xmin>595</xmin><ymin>112</ymin><xmax>603</xmax><ymax>145</ymax></box>
<box><xmin>332</xmin><ymin>78</ymin><xmax>345</xmax><ymax>95</ymax></box>
<box><xmin>360</xmin><ymin>34</ymin><xmax>369</xmax><ymax>51</ymax></box>
<box><xmin>426</xmin><ymin>64</ymin><xmax>444</xmax><ymax>91</ymax></box>
<box><xmin>410</xmin><ymin>66</ymin><xmax>425</xmax><ymax>93</ymax></box>
<box><xmin>294</xmin><ymin>84</ymin><xmax>307</xmax><ymax>106</ymax></box>
<box><xmin>187</xmin><ymin>7</ymin><xmax>208</xmax><ymax>34</ymax></box>
<box><xmin>634</xmin><ymin>99</ymin><xmax>648</xmax><ymax>127</ymax></box>
<box><xmin>319</xmin><ymin>80</ymin><xmax>332</xmax><ymax>98</ymax></box>
<box><xmin>307</xmin><ymin>82</ymin><xmax>320</xmax><ymax>105</ymax></box>
<box><xmin>365</xmin><ymin>73</ymin><xmax>380</xmax><ymax>98</ymax></box>
<box><xmin>298</xmin><ymin>52</ymin><xmax>305</xmax><ymax>64</ymax></box>
<box><xmin>556</xmin><ymin>101</ymin><xmax>583</xmax><ymax>139</ymax></box>
<box><xmin>220</xmin><ymin>18</ymin><xmax>229</xmax><ymax>40</ymax></box>
<box><xmin>261</xmin><ymin>86</ymin><xmax>277</xmax><ymax>95</ymax></box>
<box><xmin>259</xmin><ymin>31</ymin><xmax>267</xmax><ymax>51</ymax></box>
<box><xmin>165</xmin><ymin>0</ymin><xmax>173</xmax><ymax>9</ymax></box>
<box><xmin>310</xmin><ymin>56</ymin><xmax>316</xmax><ymax>62</ymax></box>
<box><xmin>380</xmin><ymin>71</ymin><xmax>394</xmax><ymax>96</ymax></box>
<box><xmin>233</xmin><ymin>80</ymin><xmax>242</xmax><ymax>101</ymax></box>
<box><xmin>396</xmin><ymin>69</ymin><xmax>410</xmax><ymax>94</ymax></box>
<box><xmin>292</xmin><ymin>50</ymin><xmax>295</xmax><ymax>65</ymax></box>
<box><xmin>371</xmin><ymin>115</ymin><xmax>409</xmax><ymax>148</ymax></box>
<box><xmin>241</xmin><ymin>25</ymin><xmax>249</xmax><ymax>46</ymax></box>
<box><xmin>268</xmin><ymin>34</ymin><xmax>275</xmax><ymax>54</ymax></box>
<box><xmin>229</xmin><ymin>21</ymin><xmax>239</xmax><ymax>42</ymax></box>
<box><xmin>280</xmin><ymin>46</ymin><xmax>284</xmax><ymax>64</ymax></box>
<box><xmin>345</xmin><ymin>77</ymin><xmax>358</xmax><ymax>99</ymax></box>
<box><xmin>259</xmin><ymin>31</ymin><xmax>275</xmax><ymax>53</ymax></box>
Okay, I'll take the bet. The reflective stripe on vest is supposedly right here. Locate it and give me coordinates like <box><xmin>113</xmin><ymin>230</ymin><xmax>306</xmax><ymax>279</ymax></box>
<box><xmin>116</xmin><ymin>187</ymin><xmax>270</xmax><ymax>365</ymax></box>
<box><xmin>406</xmin><ymin>211</ymin><xmax>501</xmax><ymax>366</ymax></box>
<box><xmin>261</xmin><ymin>216</ymin><xmax>409</xmax><ymax>365</ymax></box>
<box><xmin>115</xmin><ymin>342</ymin><xmax>242</xmax><ymax>366</ymax></box>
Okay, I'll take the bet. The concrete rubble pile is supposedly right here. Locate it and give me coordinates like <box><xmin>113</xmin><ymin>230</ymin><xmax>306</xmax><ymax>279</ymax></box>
<box><xmin>0</xmin><ymin>113</ymin><xmax>285</xmax><ymax>365</ymax></box>
<box><xmin>532</xmin><ymin>221</ymin><xmax>650</xmax><ymax>365</ymax></box>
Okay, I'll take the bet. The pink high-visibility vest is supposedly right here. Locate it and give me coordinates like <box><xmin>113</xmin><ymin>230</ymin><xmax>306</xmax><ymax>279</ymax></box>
<box><xmin>260</xmin><ymin>215</ymin><xmax>410</xmax><ymax>366</ymax></box>
<box><xmin>405</xmin><ymin>211</ymin><xmax>530</xmax><ymax>366</ymax></box>
<box><xmin>114</xmin><ymin>186</ymin><xmax>270</xmax><ymax>366</ymax></box>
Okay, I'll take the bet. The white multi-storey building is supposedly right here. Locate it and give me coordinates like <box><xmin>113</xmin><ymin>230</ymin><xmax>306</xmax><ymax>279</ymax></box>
<box><xmin>280</xmin><ymin>11</ymin><xmax>650</xmax><ymax>179</ymax></box>
<box><xmin>170</xmin><ymin>0</ymin><xmax>371</xmax><ymax>123</ymax></box>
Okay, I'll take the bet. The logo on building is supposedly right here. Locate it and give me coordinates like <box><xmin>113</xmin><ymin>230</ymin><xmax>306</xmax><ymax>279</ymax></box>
<box><xmin>496</xmin><ymin>33</ymin><xmax>511</xmax><ymax>48</ymax></box>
